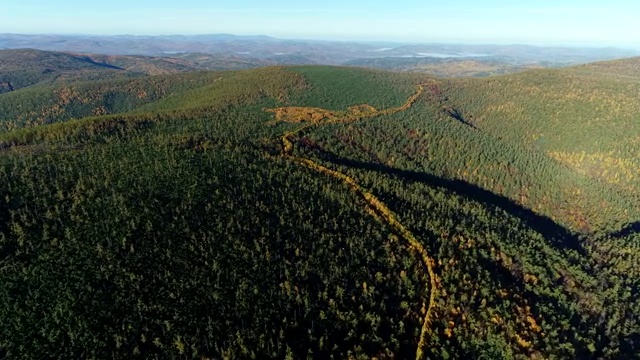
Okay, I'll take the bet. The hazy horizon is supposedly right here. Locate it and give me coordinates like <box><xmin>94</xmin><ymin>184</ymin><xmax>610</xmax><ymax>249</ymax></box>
<box><xmin>2</xmin><ymin>32</ymin><xmax>639</xmax><ymax>52</ymax></box>
<box><xmin>2</xmin><ymin>0</ymin><xmax>640</xmax><ymax>49</ymax></box>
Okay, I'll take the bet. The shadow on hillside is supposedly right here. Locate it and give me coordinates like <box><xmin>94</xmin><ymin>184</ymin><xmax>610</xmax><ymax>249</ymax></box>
<box><xmin>311</xmin><ymin>147</ymin><xmax>586</xmax><ymax>256</ymax></box>
<box><xmin>74</xmin><ymin>55</ymin><xmax>125</xmax><ymax>71</ymax></box>
<box><xmin>609</xmin><ymin>221</ymin><xmax>640</xmax><ymax>239</ymax></box>
<box><xmin>444</xmin><ymin>106</ymin><xmax>477</xmax><ymax>130</ymax></box>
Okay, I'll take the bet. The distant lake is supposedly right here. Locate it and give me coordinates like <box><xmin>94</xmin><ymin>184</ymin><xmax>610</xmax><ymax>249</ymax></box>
<box><xmin>400</xmin><ymin>52</ymin><xmax>490</xmax><ymax>58</ymax></box>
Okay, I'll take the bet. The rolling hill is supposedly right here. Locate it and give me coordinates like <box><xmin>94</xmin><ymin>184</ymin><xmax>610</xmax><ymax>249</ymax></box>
<box><xmin>0</xmin><ymin>60</ymin><xmax>638</xmax><ymax>359</ymax></box>
<box><xmin>0</xmin><ymin>49</ymin><xmax>129</xmax><ymax>92</ymax></box>
<box><xmin>345</xmin><ymin>56</ymin><xmax>537</xmax><ymax>77</ymax></box>
<box><xmin>577</xmin><ymin>56</ymin><xmax>640</xmax><ymax>78</ymax></box>
<box><xmin>0</xmin><ymin>49</ymin><xmax>284</xmax><ymax>95</ymax></box>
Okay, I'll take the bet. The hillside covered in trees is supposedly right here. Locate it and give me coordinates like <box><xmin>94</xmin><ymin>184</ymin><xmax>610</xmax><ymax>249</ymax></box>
<box><xmin>0</xmin><ymin>60</ymin><xmax>638</xmax><ymax>359</ymax></box>
<box><xmin>0</xmin><ymin>49</ymin><xmax>286</xmax><ymax>95</ymax></box>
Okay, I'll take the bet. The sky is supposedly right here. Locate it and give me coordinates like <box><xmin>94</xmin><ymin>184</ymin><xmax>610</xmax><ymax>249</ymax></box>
<box><xmin>2</xmin><ymin>0</ymin><xmax>640</xmax><ymax>47</ymax></box>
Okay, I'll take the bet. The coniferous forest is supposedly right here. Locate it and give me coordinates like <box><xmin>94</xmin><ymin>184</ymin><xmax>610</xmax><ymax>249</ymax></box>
<box><xmin>0</xmin><ymin>58</ymin><xmax>639</xmax><ymax>359</ymax></box>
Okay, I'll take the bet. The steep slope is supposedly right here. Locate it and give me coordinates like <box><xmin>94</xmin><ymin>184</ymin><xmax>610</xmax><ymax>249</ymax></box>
<box><xmin>437</xmin><ymin>65</ymin><xmax>640</xmax><ymax>231</ymax></box>
<box><xmin>0</xmin><ymin>65</ymin><xmax>638</xmax><ymax>359</ymax></box>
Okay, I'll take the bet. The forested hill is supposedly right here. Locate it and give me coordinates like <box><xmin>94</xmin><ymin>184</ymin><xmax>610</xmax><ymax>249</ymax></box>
<box><xmin>0</xmin><ymin>49</ymin><xmax>128</xmax><ymax>92</ymax></box>
<box><xmin>0</xmin><ymin>49</ymin><xmax>279</xmax><ymax>94</ymax></box>
<box><xmin>0</xmin><ymin>63</ymin><xmax>638</xmax><ymax>359</ymax></box>
<box><xmin>576</xmin><ymin>56</ymin><xmax>640</xmax><ymax>77</ymax></box>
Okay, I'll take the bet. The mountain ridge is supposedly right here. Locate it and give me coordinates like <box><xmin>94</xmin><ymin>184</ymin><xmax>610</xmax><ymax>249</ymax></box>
<box><xmin>2</xmin><ymin>33</ymin><xmax>637</xmax><ymax>65</ymax></box>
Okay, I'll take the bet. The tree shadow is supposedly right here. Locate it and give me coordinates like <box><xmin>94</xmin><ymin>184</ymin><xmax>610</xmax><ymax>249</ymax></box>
<box><xmin>443</xmin><ymin>106</ymin><xmax>477</xmax><ymax>130</ymax></box>
<box><xmin>309</xmin><ymin>147</ymin><xmax>586</xmax><ymax>256</ymax></box>
<box><xmin>609</xmin><ymin>221</ymin><xmax>640</xmax><ymax>239</ymax></box>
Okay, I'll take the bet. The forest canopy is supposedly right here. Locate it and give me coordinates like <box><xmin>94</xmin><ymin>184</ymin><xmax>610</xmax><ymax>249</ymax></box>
<box><xmin>0</xmin><ymin>62</ymin><xmax>639</xmax><ymax>359</ymax></box>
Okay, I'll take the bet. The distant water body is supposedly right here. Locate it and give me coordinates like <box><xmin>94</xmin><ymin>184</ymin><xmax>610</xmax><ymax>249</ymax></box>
<box><xmin>401</xmin><ymin>52</ymin><xmax>490</xmax><ymax>58</ymax></box>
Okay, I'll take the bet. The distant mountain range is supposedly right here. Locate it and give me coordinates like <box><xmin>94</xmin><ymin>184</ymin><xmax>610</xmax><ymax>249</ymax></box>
<box><xmin>1</xmin><ymin>33</ymin><xmax>638</xmax><ymax>73</ymax></box>
<box><xmin>0</xmin><ymin>48</ymin><xmax>312</xmax><ymax>93</ymax></box>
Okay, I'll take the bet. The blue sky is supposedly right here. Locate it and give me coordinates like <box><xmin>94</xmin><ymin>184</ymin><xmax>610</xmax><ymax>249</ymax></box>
<box><xmin>2</xmin><ymin>0</ymin><xmax>639</xmax><ymax>47</ymax></box>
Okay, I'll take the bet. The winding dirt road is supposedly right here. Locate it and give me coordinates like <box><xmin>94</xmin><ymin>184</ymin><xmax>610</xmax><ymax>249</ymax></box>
<box><xmin>271</xmin><ymin>83</ymin><xmax>438</xmax><ymax>360</ymax></box>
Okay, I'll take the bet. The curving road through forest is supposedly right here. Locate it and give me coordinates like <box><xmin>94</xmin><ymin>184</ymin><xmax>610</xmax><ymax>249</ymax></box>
<box><xmin>269</xmin><ymin>83</ymin><xmax>439</xmax><ymax>359</ymax></box>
